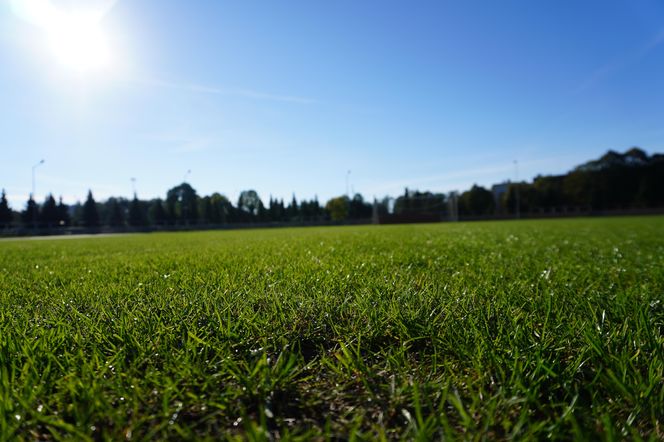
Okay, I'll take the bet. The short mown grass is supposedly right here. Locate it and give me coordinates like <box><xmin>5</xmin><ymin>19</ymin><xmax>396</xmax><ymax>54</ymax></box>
<box><xmin>1</xmin><ymin>217</ymin><xmax>663</xmax><ymax>440</ymax></box>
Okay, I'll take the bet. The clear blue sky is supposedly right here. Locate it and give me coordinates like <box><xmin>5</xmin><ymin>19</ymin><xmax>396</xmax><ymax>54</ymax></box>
<box><xmin>1</xmin><ymin>0</ymin><xmax>664</xmax><ymax>209</ymax></box>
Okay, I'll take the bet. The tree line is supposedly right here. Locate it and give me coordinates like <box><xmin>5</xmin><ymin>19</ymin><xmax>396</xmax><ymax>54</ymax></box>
<box><xmin>355</xmin><ymin>147</ymin><xmax>664</xmax><ymax>220</ymax></box>
<box><xmin>457</xmin><ymin>147</ymin><xmax>664</xmax><ymax>216</ymax></box>
<box><xmin>0</xmin><ymin>183</ymin><xmax>376</xmax><ymax>229</ymax></box>
<box><xmin>1</xmin><ymin>147</ymin><xmax>662</xmax><ymax>230</ymax></box>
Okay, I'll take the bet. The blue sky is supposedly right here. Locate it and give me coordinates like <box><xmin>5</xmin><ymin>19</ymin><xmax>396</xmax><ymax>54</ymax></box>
<box><xmin>1</xmin><ymin>0</ymin><xmax>664</xmax><ymax>209</ymax></box>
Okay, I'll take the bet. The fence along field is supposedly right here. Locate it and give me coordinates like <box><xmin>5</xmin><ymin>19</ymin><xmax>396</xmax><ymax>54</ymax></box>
<box><xmin>0</xmin><ymin>216</ymin><xmax>662</xmax><ymax>439</ymax></box>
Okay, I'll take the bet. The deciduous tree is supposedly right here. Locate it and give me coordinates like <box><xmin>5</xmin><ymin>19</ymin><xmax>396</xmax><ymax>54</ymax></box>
<box><xmin>325</xmin><ymin>196</ymin><xmax>349</xmax><ymax>221</ymax></box>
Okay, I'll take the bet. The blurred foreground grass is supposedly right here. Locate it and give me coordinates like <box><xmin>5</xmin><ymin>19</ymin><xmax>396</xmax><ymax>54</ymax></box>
<box><xmin>1</xmin><ymin>217</ymin><xmax>663</xmax><ymax>440</ymax></box>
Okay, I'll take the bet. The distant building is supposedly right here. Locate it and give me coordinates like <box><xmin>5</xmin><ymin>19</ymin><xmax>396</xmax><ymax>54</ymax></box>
<box><xmin>491</xmin><ymin>182</ymin><xmax>510</xmax><ymax>213</ymax></box>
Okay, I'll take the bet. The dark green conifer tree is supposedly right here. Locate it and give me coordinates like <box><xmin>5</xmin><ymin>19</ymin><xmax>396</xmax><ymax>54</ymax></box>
<box><xmin>128</xmin><ymin>194</ymin><xmax>148</xmax><ymax>226</ymax></box>
<box><xmin>57</xmin><ymin>197</ymin><xmax>70</xmax><ymax>226</ymax></box>
<box><xmin>40</xmin><ymin>194</ymin><xmax>59</xmax><ymax>227</ymax></box>
<box><xmin>106</xmin><ymin>198</ymin><xmax>125</xmax><ymax>227</ymax></box>
<box><xmin>287</xmin><ymin>195</ymin><xmax>299</xmax><ymax>221</ymax></box>
<box><xmin>22</xmin><ymin>195</ymin><xmax>39</xmax><ymax>228</ymax></box>
<box><xmin>0</xmin><ymin>189</ymin><xmax>12</xmax><ymax>227</ymax></box>
<box><xmin>82</xmin><ymin>190</ymin><xmax>100</xmax><ymax>227</ymax></box>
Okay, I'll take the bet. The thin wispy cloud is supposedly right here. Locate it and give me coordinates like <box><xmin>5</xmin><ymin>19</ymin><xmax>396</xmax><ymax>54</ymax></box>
<box><xmin>640</xmin><ymin>27</ymin><xmax>664</xmax><ymax>56</ymax></box>
<box><xmin>572</xmin><ymin>27</ymin><xmax>664</xmax><ymax>95</ymax></box>
<box><xmin>141</xmin><ymin>129</ymin><xmax>215</xmax><ymax>154</ymax></box>
<box><xmin>171</xmin><ymin>138</ymin><xmax>212</xmax><ymax>154</ymax></box>
<box><xmin>363</xmin><ymin>156</ymin><xmax>576</xmax><ymax>197</ymax></box>
<box><xmin>364</xmin><ymin>163</ymin><xmax>517</xmax><ymax>197</ymax></box>
<box><xmin>146</xmin><ymin>78</ymin><xmax>317</xmax><ymax>105</ymax></box>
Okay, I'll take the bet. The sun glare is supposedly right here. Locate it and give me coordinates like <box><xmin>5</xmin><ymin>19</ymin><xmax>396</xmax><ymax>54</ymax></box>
<box><xmin>47</xmin><ymin>15</ymin><xmax>111</xmax><ymax>72</ymax></box>
<box><xmin>11</xmin><ymin>0</ymin><xmax>115</xmax><ymax>73</ymax></box>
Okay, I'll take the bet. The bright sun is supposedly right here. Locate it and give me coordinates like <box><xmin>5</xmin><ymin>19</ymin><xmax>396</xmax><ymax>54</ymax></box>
<box><xmin>11</xmin><ymin>0</ymin><xmax>115</xmax><ymax>73</ymax></box>
<box><xmin>47</xmin><ymin>15</ymin><xmax>111</xmax><ymax>72</ymax></box>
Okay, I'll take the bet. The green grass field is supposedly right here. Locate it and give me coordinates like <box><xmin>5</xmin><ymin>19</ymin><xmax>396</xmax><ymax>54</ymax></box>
<box><xmin>1</xmin><ymin>217</ymin><xmax>663</xmax><ymax>440</ymax></box>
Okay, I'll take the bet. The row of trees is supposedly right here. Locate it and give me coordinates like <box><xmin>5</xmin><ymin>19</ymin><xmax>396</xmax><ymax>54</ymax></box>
<box><xmin>452</xmin><ymin>147</ymin><xmax>664</xmax><ymax>216</ymax></box>
<box><xmin>444</xmin><ymin>147</ymin><xmax>664</xmax><ymax>217</ymax></box>
<box><xmin>370</xmin><ymin>147</ymin><xmax>664</xmax><ymax>219</ymax></box>
<box><xmin>1</xmin><ymin>147</ymin><xmax>662</xmax><ymax>230</ymax></box>
<box><xmin>501</xmin><ymin>148</ymin><xmax>664</xmax><ymax>213</ymax></box>
<box><xmin>0</xmin><ymin>185</ymin><xmax>374</xmax><ymax>229</ymax></box>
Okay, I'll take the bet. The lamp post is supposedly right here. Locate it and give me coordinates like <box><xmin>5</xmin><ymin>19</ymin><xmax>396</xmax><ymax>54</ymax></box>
<box><xmin>32</xmin><ymin>159</ymin><xmax>45</xmax><ymax>199</ymax></box>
